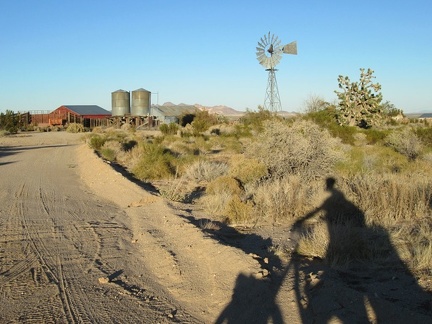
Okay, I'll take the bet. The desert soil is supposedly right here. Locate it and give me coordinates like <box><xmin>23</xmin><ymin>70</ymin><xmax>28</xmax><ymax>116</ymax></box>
<box><xmin>0</xmin><ymin>131</ymin><xmax>431</xmax><ymax>323</ymax></box>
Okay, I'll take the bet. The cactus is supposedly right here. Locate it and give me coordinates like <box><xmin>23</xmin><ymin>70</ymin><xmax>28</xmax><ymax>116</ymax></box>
<box><xmin>335</xmin><ymin>68</ymin><xmax>383</xmax><ymax>128</ymax></box>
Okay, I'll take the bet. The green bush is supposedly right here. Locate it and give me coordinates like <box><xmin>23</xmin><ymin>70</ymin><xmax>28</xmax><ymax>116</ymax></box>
<box><xmin>414</xmin><ymin>126</ymin><xmax>432</xmax><ymax>147</ymax></box>
<box><xmin>88</xmin><ymin>134</ymin><xmax>107</xmax><ymax>150</ymax></box>
<box><xmin>132</xmin><ymin>142</ymin><xmax>175</xmax><ymax>180</ymax></box>
<box><xmin>362</xmin><ymin>128</ymin><xmax>389</xmax><ymax>145</ymax></box>
<box><xmin>304</xmin><ymin>107</ymin><xmax>357</xmax><ymax>144</ymax></box>
<box><xmin>100</xmin><ymin>148</ymin><xmax>116</xmax><ymax>161</ymax></box>
<box><xmin>239</xmin><ymin>106</ymin><xmax>275</xmax><ymax>133</ymax></box>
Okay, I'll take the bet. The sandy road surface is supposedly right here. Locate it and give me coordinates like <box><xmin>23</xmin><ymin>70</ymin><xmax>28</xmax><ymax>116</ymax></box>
<box><xmin>0</xmin><ymin>133</ymin><xmax>199</xmax><ymax>322</ymax></box>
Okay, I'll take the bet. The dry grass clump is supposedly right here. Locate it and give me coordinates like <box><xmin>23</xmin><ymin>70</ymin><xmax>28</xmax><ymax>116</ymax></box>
<box><xmin>391</xmin><ymin>220</ymin><xmax>432</xmax><ymax>276</ymax></box>
<box><xmin>246</xmin><ymin>119</ymin><xmax>343</xmax><ymax>180</ymax></box>
<box><xmin>253</xmin><ymin>176</ymin><xmax>323</xmax><ymax>224</ymax></box>
<box><xmin>66</xmin><ymin>123</ymin><xmax>84</xmax><ymax>133</ymax></box>
<box><xmin>200</xmin><ymin>176</ymin><xmax>248</xmax><ymax>221</ymax></box>
<box><xmin>296</xmin><ymin>222</ymin><xmax>369</xmax><ymax>267</ymax></box>
<box><xmin>339</xmin><ymin>173</ymin><xmax>431</xmax><ymax>225</ymax></box>
<box><xmin>183</xmin><ymin>160</ymin><xmax>228</xmax><ymax>182</ymax></box>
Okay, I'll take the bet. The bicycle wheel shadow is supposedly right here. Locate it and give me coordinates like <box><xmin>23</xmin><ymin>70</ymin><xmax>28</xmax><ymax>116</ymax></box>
<box><xmin>177</xmin><ymin>212</ymin><xmax>289</xmax><ymax>323</ymax></box>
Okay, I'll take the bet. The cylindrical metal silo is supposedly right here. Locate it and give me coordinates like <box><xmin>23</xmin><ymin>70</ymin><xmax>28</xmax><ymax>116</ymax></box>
<box><xmin>111</xmin><ymin>89</ymin><xmax>130</xmax><ymax>116</ymax></box>
<box><xmin>131</xmin><ymin>88</ymin><xmax>151</xmax><ymax>116</ymax></box>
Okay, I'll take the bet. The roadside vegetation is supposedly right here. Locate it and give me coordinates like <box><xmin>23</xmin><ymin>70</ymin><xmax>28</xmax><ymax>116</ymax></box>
<box><xmin>79</xmin><ymin>68</ymin><xmax>432</xmax><ymax>281</ymax></box>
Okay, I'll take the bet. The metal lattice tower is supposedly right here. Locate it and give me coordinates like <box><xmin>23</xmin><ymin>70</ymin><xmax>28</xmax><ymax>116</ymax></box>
<box><xmin>256</xmin><ymin>32</ymin><xmax>297</xmax><ymax>112</ymax></box>
<box><xmin>264</xmin><ymin>68</ymin><xmax>281</xmax><ymax>112</ymax></box>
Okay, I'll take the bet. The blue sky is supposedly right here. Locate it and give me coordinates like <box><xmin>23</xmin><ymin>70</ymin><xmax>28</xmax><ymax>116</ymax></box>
<box><xmin>1</xmin><ymin>0</ymin><xmax>431</xmax><ymax>113</ymax></box>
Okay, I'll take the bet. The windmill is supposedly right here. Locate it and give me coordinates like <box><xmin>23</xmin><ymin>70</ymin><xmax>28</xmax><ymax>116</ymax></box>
<box><xmin>256</xmin><ymin>32</ymin><xmax>297</xmax><ymax>112</ymax></box>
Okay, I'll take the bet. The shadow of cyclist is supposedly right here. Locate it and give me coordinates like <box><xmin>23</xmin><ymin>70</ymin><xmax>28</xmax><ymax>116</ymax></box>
<box><xmin>292</xmin><ymin>177</ymin><xmax>432</xmax><ymax>323</ymax></box>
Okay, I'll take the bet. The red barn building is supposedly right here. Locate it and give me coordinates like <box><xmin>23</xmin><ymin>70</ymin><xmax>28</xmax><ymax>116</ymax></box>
<box><xmin>49</xmin><ymin>105</ymin><xmax>111</xmax><ymax>128</ymax></box>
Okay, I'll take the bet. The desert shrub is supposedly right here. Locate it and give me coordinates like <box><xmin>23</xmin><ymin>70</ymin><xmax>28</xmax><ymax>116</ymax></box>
<box><xmin>100</xmin><ymin>140</ymin><xmax>122</xmax><ymax>162</ymax></box>
<box><xmin>385</xmin><ymin>128</ymin><xmax>423</xmax><ymax>160</ymax></box>
<box><xmin>336</xmin><ymin>145</ymin><xmax>409</xmax><ymax>176</ymax></box>
<box><xmin>0</xmin><ymin>130</ymin><xmax>8</xmax><ymax>137</ymax></box>
<box><xmin>206</xmin><ymin>176</ymin><xmax>244</xmax><ymax>196</ymax></box>
<box><xmin>66</xmin><ymin>123</ymin><xmax>84</xmax><ymax>133</ymax></box>
<box><xmin>183</xmin><ymin>160</ymin><xmax>228</xmax><ymax>182</ymax></box>
<box><xmin>414</xmin><ymin>126</ymin><xmax>432</xmax><ymax>147</ymax></box>
<box><xmin>303</xmin><ymin>94</ymin><xmax>329</xmax><ymax>113</ymax></box>
<box><xmin>190</xmin><ymin>110</ymin><xmax>219</xmax><ymax>135</ymax></box>
<box><xmin>246</xmin><ymin>119</ymin><xmax>343</xmax><ymax>180</ymax></box>
<box><xmin>239</xmin><ymin>106</ymin><xmax>276</xmax><ymax>133</ymax></box>
<box><xmin>92</xmin><ymin>126</ymin><xmax>104</xmax><ymax>133</ymax></box>
<box><xmin>100</xmin><ymin>148</ymin><xmax>116</xmax><ymax>161</ymax></box>
<box><xmin>200</xmin><ymin>176</ymin><xmax>253</xmax><ymax>223</ymax></box>
<box><xmin>228</xmin><ymin>155</ymin><xmax>267</xmax><ymax>185</ymax></box>
<box><xmin>224</xmin><ymin>196</ymin><xmax>254</xmax><ymax>224</ymax></box>
<box><xmin>167</xmin><ymin>139</ymin><xmax>199</xmax><ymax>156</ymax></box>
<box><xmin>160</xmin><ymin>123</ymin><xmax>179</xmax><ymax>135</ymax></box>
<box><xmin>131</xmin><ymin>142</ymin><xmax>175</xmax><ymax>180</ymax></box>
<box><xmin>362</xmin><ymin>128</ymin><xmax>389</xmax><ymax>145</ymax></box>
<box><xmin>88</xmin><ymin>134</ymin><xmax>107</xmax><ymax>150</ymax></box>
<box><xmin>208</xmin><ymin>135</ymin><xmax>244</xmax><ymax>154</ymax></box>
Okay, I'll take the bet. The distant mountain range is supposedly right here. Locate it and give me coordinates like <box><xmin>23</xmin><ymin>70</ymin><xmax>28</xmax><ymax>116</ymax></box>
<box><xmin>159</xmin><ymin>102</ymin><xmax>299</xmax><ymax>117</ymax></box>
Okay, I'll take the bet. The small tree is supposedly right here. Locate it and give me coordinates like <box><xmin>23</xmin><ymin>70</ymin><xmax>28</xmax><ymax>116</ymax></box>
<box><xmin>380</xmin><ymin>101</ymin><xmax>404</xmax><ymax>117</ymax></box>
<box><xmin>335</xmin><ymin>68</ymin><xmax>383</xmax><ymax>128</ymax></box>
<box><xmin>191</xmin><ymin>110</ymin><xmax>218</xmax><ymax>136</ymax></box>
<box><xmin>0</xmin><ymin>110</ymin><xmax>20</xmax><ymax>133</ymax></box>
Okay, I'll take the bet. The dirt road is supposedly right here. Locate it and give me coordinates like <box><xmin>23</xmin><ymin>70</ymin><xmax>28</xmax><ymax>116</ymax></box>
<box><xmin>0</xmin><ymin>132</ymin><xmax>273</xmax><ymax>323</ymax></box>
<box><xmin>0</xmin><ymin>133</ymin><xmax>190</xmax><ymax>322</ymax></box>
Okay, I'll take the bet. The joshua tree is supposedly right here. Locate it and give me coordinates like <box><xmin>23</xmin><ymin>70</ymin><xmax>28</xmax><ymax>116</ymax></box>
<box><xmin>335</xmin><ymin>68</ymin><xmax>383</xmax><ymax>128</ymax></box>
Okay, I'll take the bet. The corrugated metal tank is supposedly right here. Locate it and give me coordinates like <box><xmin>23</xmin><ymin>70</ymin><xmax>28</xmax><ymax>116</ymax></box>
<box><xmin>131</xmin><ymin>88</ymin><xmax>151</xmax><ymax>116</ymax></box>
<box><xmin>111</xmin><ymin>89</ymin><xmax>130</xmax><ymax>116</ymax></box>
